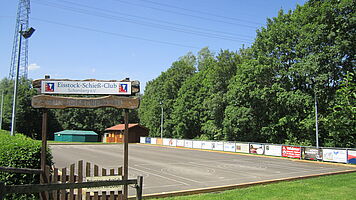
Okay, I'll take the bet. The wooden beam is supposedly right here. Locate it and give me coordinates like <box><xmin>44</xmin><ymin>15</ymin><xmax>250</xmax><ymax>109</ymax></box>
<box><xmin>32</xmin><ymin>95</ymin><xmax>140</xmax><ymax>109</ymax></box>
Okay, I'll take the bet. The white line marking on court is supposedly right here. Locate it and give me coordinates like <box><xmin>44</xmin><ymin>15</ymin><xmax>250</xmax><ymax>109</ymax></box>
<box><xmin>143</xmin><ymin>184</ymin><xmax>185</xmax><ymax>190</ymax></box>
<box><xmin>129</xmin><ymin>166</ymin><xmax>190</xmax><ymax>186</ymax></box>
<box><xmin>135</xmin><ymin>165</ymin><xmax>203</xmax><ymax>185</ymax></box>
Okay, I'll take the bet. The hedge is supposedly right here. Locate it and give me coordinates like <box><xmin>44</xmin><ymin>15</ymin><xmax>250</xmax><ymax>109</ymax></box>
<box><xmin>0</xmin><ymin>130</ymin><xmax>53</xmax><ymax>199</ymax></box>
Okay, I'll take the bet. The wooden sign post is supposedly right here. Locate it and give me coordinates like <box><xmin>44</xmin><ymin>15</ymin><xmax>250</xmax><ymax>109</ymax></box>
<box><xmin>32</xmin><ymin>77</ymin><xmax>140</xmax><ymax>200</ymax></box>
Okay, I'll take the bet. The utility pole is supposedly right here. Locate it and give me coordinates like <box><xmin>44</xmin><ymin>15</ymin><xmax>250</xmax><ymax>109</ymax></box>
<box><xmin>160</xmin><ymin>101</ymin><xmax>163</xmax><ymax>139</ymax></box>
<box><xmin>315</xmin><ymin>92</ymin><xmax>319</xmax><ymax>148</ymax></box>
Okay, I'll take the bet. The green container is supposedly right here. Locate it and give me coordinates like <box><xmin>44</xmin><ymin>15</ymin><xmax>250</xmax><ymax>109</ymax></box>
<box><xmin>54</xmin><ymin>130</ymin><xmax>98</xmax><ymax>142</ymax></box>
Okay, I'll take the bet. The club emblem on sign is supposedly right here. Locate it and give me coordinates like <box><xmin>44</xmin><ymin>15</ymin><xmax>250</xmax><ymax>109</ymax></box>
<box><xmin>119</xmin><ymin>83</ymin><xmax>128</xmax><ymax>93</ymax></box>
<box><xmin>45</xmin><ymin>83</ymin><xmax>55</xmax><ymax>92</ymax></box>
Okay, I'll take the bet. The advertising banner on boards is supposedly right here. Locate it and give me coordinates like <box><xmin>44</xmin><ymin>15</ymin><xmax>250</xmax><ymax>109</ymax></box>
<box><xmin>140</xmin><ymin>137</ymin><xmax>146</xmax><ymax>144</ymax></box>
<box><xmin>201</xmin><ymin>141</ymin><xmax>213</xmax><ymax>150</ymax></box>
<box><xmin>323</xmin><ymin>149</ymin><xmax>347</xmax><ymax>163</ymax></box>
<box><xmin>302</xmin><ymin>147</ymin><xmax>322</xmax><ymax>160</ymax></box>
<box><xmin>185</xmin><ymin>140</ymin><xmax>193</xmax><ymax>148</ymax></box>
<box><xmin>282</xmin><ymin>146</ymin><xmax>301</xmax><ymax>158</ymax></box>
<box><xmin>193</xmin><ymin>141</ymin><xmax>202</xmax><ymax>149</ymax></box>
<box><xmin>249</xmin><ymin>144</ymin><xmax>264</xmax><ymax>154</ymax></box>
<box><xmin>224</xmin><ymin>142</ymin><xmax>236</xmax><ymax>152</ymax></box>
<box><xmin>212</xmin><ymin>142</ymin><xmax>224</xmax><ymax>151</ymax></box>
<box><xmin>151</xmin><ymin>138</ymin><xmax>157</xmax><ymax>145</ymax></box>
<box><xmin>347</xmin><ymin>150</ymin><xmax>356</xmax><ymax>164</ymax></box>
<box><xmin>163</xmin><ymin>138</ymin><xmax>171</xmax><ymax>146</ymax></box>
<box><xmin>156</xmin><ymin>138</ymin><xmax>163</xmax><ymax>145</ymax></box>
<box><xmin>170</xmin><ymin>139</ymin><xmax>177</xmax><ymax>146</ymax></box>
<box><xmin>264</xmin><ymin>145</ymin><xmax>282</xmax><ymax>156</ymax></box>
<box><xmin>145</xmin><ymin>137</ymin><xmax>151</xmax><ymax>144</ymax></box>
<box><xmin>235</xmin><ymin>143</ymin><xmax>250</xmax><ymax>153</ymax></box>
<box><xmin>176</xmin><ymin>140</ymin><xmax>185</xmax><ymax>147</ymax></box>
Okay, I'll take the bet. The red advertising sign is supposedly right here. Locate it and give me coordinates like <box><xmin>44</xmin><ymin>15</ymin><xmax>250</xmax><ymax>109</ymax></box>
<box><xmin>282</xmin><ymin>146</ymin><xmax>301</xmax><ymax>158</ymax></box>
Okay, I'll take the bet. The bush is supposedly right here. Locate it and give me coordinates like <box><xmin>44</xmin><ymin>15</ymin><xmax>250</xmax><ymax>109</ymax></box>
<box><xmin>0</xmin><ymin>130</ymin><xmax>53</xmax><ymax>199</ymax></box>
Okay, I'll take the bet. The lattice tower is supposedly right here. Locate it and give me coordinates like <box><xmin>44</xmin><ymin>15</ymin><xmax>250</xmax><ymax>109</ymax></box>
<box><xmin>9</xmin><ymin>0</ymin><xmax>31</xmax><ymax>79</ymax></box>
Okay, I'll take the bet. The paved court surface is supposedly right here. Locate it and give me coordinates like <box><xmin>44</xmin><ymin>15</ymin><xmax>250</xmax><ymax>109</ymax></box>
<box><xmin>50</xmin><ymin>144</ymin><xmax>355</xmax><ymax>196</ymax></box>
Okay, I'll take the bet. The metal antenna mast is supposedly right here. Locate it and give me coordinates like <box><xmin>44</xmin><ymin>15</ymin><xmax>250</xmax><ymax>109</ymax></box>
<box><xmin>9</xmin><ymin>0</ymin><xmax>31</xmax><ymax>79</ymax></box>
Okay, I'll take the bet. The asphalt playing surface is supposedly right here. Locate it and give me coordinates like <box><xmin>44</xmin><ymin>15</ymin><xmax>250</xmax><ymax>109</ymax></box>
<box><xmin>50</xmin><ymin>143</ymin><xmax>355</xmax><ymax>196</ymax></box>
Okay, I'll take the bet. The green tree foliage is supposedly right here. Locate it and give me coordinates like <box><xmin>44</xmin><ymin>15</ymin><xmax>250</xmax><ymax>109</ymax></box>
<box><xmin>139</xmin><ymin>53</ymin><xmax>197</xmax><ymax>137</ymax></box>
<box><xmin>324</xmin><ymin>72</ymin><xmax>355</xmax><ymax>147</ymax></box>
<box><xmin>0</xmin><ymin>78</ymin><xmax>44</xmax><ymax>139</ymax></box>
<box><xmin>170</xmin><ymin>48</ymin><xmax>242</xmax><ymax>140</ymax></box>
<box><xmin>225</xmin><ymin>0</ymin><xmax>355</xmax><ymax>145</ymax></box>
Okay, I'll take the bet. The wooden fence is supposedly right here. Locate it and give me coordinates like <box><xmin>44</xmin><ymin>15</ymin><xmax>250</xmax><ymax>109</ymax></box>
<box><xmin>0</xmin><ymin>160</ymin><xmax>143</xmax><ymax>200</ymax></box>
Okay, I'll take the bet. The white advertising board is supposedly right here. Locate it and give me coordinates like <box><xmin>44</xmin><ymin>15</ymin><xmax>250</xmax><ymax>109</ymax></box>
<box><xmin>170</xmin><ymin>139</ymin><xmax>177</xmax><ymax>146</ymax></box>
<box><xmin>264</xmin><ymin>145</ymin><xmax>282</xmax><ymax>156</ymax></box>
<box><xmin>176</xmin><ymin>140</ymin><xmax>185</xmax><ymax>147</ymax></box>
<box><xmin>41</xmin><ymin>81</ymin><xmax>131</xmax><ymax>95</ymax></box>
<box><xmin>212</xmin><ymin>142</ymin><xmax>224</xmax><ymax>151</ymax></box>
<box><xmin>184</xmin><ymin>140</ymin><xmax>193</xmax><ymax>148</ymax></box>
<box><xmin>235</xmin><ymin>143</ymin><xmax>250</xmax><ymax>153</ymax></box>
<box><xmin>163</xmin><ymin>138</ymin><xmax>171</xmax><ymax>146</ymax></box>
<box><xmin>140</xmin><ymin>137</ymin><xmax>146</xmax><ymax>144</ymax></box>
<box><xmin>201</xmin><ymin>141</ymin><xmax>213</xmax><ymax>150</ymax></box>
<box><xmin>249</xmin><ymin>143</ymin><xmax>264</xmax><ymax>154</ymax></box>
<box><xmin>224</xmin><ymin>142</ymin><xmax>236</xmax><ymax>152</ymax></box>
<box><xmin>150</xmin><ymin>138</ymin><xmax>157</xmax><ymax>145</ymax></box>
<box><xmin>323</xmin><ymin>149</ymin><xmax>347</xmax><ymax>163</ymax></box>
<box><xmin>193</xmin><ymin>141</ymin><xmax>202</xmax><ymax>149</ymax></box>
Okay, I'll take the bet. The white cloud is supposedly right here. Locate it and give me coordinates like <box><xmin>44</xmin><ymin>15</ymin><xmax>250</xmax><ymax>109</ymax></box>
<box><xmin>91</xmin><ymin>68</ymin><xmax>96</xmax><ymax>73</ymax></box>
<box><xmin>28</xmin><ymin>63</ymin><xmax>40</xmax><ymax>71</ymax></box>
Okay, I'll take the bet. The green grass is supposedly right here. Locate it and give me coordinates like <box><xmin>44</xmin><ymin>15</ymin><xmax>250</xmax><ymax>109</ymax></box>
<box><xmin>156</xmin><ymin>172</ymin><xmax>356</xmax><ymax>200</ymax></box>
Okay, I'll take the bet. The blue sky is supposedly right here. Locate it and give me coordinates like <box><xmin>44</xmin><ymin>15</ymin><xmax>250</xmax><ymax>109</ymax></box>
<box><xmin>0</xmin><ymin>0</ymin><xmax>306</xmax><ymax>91</ymax></box>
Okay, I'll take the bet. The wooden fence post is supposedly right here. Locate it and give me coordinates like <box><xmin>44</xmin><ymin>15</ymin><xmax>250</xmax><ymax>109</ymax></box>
<box><xmin>52</xmin><ymin>167</ymin><xmax>58</xmax><ymax>200</ymax></box>
<box><xmin>136</xmin><ymin>176</ymin><xmax>143</xmax><ymax>200</ymax></box>
<box><xmin>69</xmin><ymin>164</ymin><xmax>75</xmax><ymax>199</ymax></box>
<box><xmin>85</xmin><ymin>162</ymin><xmax>91</xmax><ymax>200</ymax></box>
<box><xmin>78</xmin><ymin>160</ymin><xmax>83</xmax><ymax>200</ymax></box>
<box><xmin>123</xmin><ymin>109</ymin><xmax>129</xmax><ymax>200</ymax></box>
<box><xmin>40</xmin><ymin>109</ymin><xmax>48</xmax><ymax>200</ymax></box>
<box><xmin>60</xmin><ymin>168</ymin><xmax>66</xmax><ymax>200</ymax></box>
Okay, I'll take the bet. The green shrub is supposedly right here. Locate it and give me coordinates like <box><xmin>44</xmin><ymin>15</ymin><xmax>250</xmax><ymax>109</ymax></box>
<box><xmin>0</xmin><ymin>130</ymin><xmax>53</xmax><ymax>199</ymax></box>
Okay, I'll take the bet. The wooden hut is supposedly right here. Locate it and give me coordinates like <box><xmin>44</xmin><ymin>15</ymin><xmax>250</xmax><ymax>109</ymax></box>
<box><xmin>104</xmin><ymin>123</ymin><xmax>149</xmax><ymax>143</ymax></box>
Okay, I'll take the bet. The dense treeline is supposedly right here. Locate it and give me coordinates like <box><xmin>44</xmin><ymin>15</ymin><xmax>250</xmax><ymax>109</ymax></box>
<box><xmin>0</xmin><ymin>78</ymin><xmax>139</xmax><ymax>140</ymax></box>
<box><xmin>139</xmin><ymin>0</ymin><xmax>355</xmax><ymax>147</ymax></box>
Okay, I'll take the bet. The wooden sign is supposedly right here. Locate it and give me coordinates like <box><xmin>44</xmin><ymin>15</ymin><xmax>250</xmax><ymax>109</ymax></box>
<box><xmin>32</xmin><ymin>95</ymin><xmax>140</xmax><ymax>109</ymax></box>
<box><xmin>32</xmin><ymin>79</ymin><xmax>140</xmax><ymax>95</ymax></box>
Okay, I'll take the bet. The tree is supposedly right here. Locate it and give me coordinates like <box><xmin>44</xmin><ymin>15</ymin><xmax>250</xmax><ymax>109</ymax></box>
<box><xmin>139</xmin><ymin>53</ymin><xmax>196</xmax><ymax>137</ymax></box>
<box><xmin>0</xmin><ymin>78</ymin><xmax>43</xmax><ymax>139</ymax></box>
<box><xmin>324</xmin><ymin>72</ymin><xmax>355</xmax><ymax>147</ymax></box>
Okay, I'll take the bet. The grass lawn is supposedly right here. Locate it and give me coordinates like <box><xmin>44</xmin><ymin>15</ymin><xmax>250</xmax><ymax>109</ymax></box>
<box><xmin>156</xmin><ymin>172</ymin><xmax>356</xmax><ymax>200</ymax></box>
